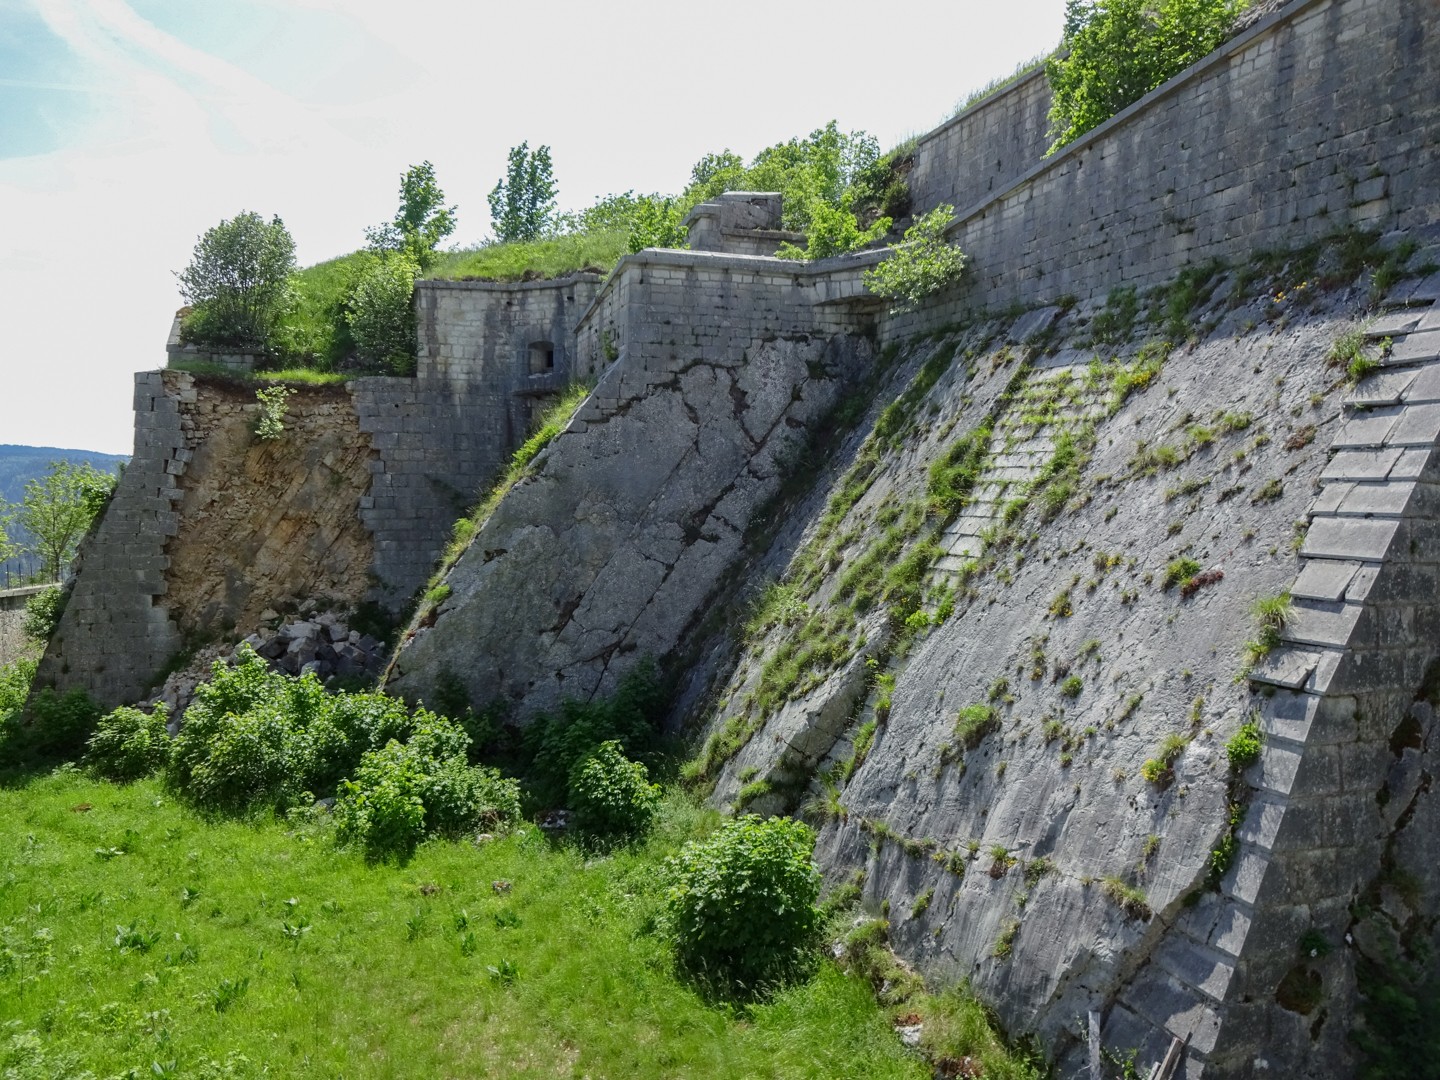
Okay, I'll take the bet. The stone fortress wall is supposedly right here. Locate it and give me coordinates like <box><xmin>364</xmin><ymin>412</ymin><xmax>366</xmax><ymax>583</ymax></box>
<box><xmin>36</xmin><ymin>0</ymin><xmax>1440</xmax><ymax>1072</ymax></box>
<box><xmin>888</xmin><ymin>0</ymin><xmax>1440</xmax><ymax>339</ymax></box>
<box><xmin>0</xmin><ymin>585</ymin><xmax>48</xmax><ymax>667</ymax></box>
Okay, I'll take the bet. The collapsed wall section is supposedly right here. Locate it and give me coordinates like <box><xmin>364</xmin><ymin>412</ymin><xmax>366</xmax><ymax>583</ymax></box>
<box><xmin>887</xmin><ymin>0</ymin><xmax>1439</xmax><ymax>340</ymax></box>
<box><xmin>36</xmin><ymin>372</ymin><xmax>379</xmax><ymax>708</ymax></box>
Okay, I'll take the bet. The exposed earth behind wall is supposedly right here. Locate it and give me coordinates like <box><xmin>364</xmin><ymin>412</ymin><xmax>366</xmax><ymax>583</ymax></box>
<box><xmin>24</xmin><ymin>0</ymin><xmax>1440</xmax><ymax>1074</ymax></box>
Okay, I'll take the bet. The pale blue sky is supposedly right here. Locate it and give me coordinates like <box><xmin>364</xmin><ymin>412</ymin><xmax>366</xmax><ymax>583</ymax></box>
<box><xmin>0</xmin><ymin>0</ymin><xmax>1067</xmax><ymax>454</ymax></box>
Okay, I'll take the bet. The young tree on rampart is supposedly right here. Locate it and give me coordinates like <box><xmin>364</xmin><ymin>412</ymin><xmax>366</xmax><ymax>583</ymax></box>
<box><xmin>489</xmin><ymin>143</ymin><xmax>558</xmax><ymax>243</ymax></box>
<box><xmin>177</xmin><ymin>211</ymin><xmax>297</xmax><ymax>349</ymax></box>
<box><xmin>365</xmin><ymin>161</ymin><xmax>457</xmax><ymax>270</ymax></box>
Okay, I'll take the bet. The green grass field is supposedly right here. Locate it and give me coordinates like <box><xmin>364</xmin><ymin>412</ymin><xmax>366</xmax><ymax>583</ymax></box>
<box><xmin>0</xmin><ymin>772</ymin><xmax>929</xmax><ymax>1079</ymax></box>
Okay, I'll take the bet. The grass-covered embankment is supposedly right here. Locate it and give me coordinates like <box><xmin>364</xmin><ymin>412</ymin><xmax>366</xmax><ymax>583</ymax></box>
<box><xmin>0</xmin><ymin>771</ymin><xmax>925</xmax><ymax>1079</ymax></box>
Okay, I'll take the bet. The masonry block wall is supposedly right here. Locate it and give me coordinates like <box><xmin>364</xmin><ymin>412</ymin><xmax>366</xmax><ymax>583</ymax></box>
<box><xmin>572</xmin><ymin>248</ymin><xmax>886</xmax><ymax>381</ymax></box>
<box><xmin>36</xmin><ymin>372</ymin><xmax>189</xmax><ymax>707</ymax></box>
<box><xmin>884</xmin><ymin>0</ymin><xmax>1440</xmax><ymax>342</ymax></box>
<box><xmin>0</xmin><ymin>586</ymin><xmax>48</xmax><ymax>667</ymax></box>
<box><xmin>906</xmin><ymin>65</ymin><xmax>1054</xmax><ymax>219</ymax></box>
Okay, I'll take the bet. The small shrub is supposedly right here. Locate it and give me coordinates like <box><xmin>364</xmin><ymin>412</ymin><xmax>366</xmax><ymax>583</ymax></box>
<box><xmin>84</xmin><ymin>704</ymin><xmax>171</xmax><ymax>782</ymax></box>
<box><xmin>523</xmin><ymin>660</ymin><xmax>664</xmax><ymax>807</ymax></box>
<box><xmin>21</xmin><ymin>586</ymin><xmax>66</xmax><ymax>643</ymax></box>
<box><xmin>335</xmin><ymin>724</ymin><xmax>521</xmax><ymax>860</ymax></box>
<box><xmin>253</xmin><ymin>385</ymin><xmax>293</xmax><ymax>441</ymax></box>
<box><xmin>1225</xmin><ymin>718</ymin><xmax>1263</xmax><ymax>771</ymax></box>
<box><xmin>862</xmin><ymin>206</ymin><xmax>967</xmax><ymax>310</ymax></box>
<box><xmin>567</xmin><ymin>740</ymin><xmax>661</xmax><ymax>843</ymax></box>
<box><xmin>1162</xmin><ymin>557</ymin><xmax>1202</xmax><ymax>591</ymax></box>
<box><xmin>954</xmin><ymin>704</ymin><xmax>998</xmax><ymax>750</ymax></box>
<box><xmin>346</xmin><ymin>253</ymin><xmax>419</xmax><ymax>374</ymax></box>
<box><xmin>1059</xmin><ymin>675</ymin><xmax>1083</xmax><ymax>699</ymax></box>
<box><xmin>25</xmin><ymin>687</ymin><xmax>104</xmax><ymax>762</ymax></box>
<box><xmin>664</xmin><ymin>815</ymin><xmax>822</xmax><ymax>995</ymax></box>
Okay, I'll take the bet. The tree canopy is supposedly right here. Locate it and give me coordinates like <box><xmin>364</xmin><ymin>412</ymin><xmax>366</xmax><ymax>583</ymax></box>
<box><xmin>6</xmin><ymin>461</ymin><xmax>118</xmax><ymax>581</ymax></box>
<box><xmin>365</xmin><ymin>161</ymin><xmax>457</xmax><ymax>270</ymax></box>
<box><xmin>177</xmin><ymin>211</ymin><xmax>297</xmax><ymax>349</ymax></box>
<box><xmin>489</xmin><ymin>143</ymin><xmax>558</xmax><ymax>243</ymax></box>
<box><xmin>1045</xmin><ymin>0</ymin><xmax>1242</xmax><ymax>152</ymax></box>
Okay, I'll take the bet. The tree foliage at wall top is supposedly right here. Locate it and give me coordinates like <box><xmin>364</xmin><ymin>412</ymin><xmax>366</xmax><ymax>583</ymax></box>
<box><xmin>489</xmin><ymin>142</ymin><xmax>559</xmax><ymax>243</ymax></box>
<box><xmin>177</xmin><ymin>211</ymin><xmax>297</xmax><ymax>350</ymax></box>
<box><xmin>1045</xmin><ymin>0</ymin><xmax>1243</xmax><ymax>153</ymax></box>
<box><xmin>365</xmin><ymin>161</ymin><xmax>457</xmax><ymax>271</ymax></box>
<box><xmin>583</xmin><ymin>120</ymin><xmax>899</xmax><ymax>260</ymax></box>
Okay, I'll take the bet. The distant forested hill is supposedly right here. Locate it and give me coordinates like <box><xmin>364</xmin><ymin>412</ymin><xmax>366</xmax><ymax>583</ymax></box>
<box><xmin>0</xmin><ymin>445</ymin><xmax>128</xmax><ymax>587</ymax></box>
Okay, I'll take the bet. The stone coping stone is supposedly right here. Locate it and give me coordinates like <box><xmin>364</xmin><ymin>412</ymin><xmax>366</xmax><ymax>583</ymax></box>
<box><xmin>1248</xmin><ymin>646</ymin><xmax>1320</xmax><ymax>690</ymax></box>
<box><xmin>1334</xmin><ymin>406</ymin><xmax>1400</xmax><ymax>447</ymax></box>
<box><xmin>1381</xmin><ymin>329</ymin><xmax>1440</xmax><ymax>366</ymax></box>
<box><xmin>1336</xmin><ymin>481</ymin><xmax>1414</xmax><ymax>517</ymax></box>
<box><xmin>1367</xmin><ymin>309</ymin><xmax>1426</xmax><ymax>337</ymax></box>
<box><xmin>1402</xmin><ymin>362</ymin><xmax>1440</xmax><ymax>403</ymax></box>
<box><xmin>1282</xmin><ymin>599</ymin><xmax>1363</xmax><ymax>649</ymax></box>
<box><xmin>1348</xmin><ymin>368</ymin><xmax>1418</xmax><ymax>407</ymax></box>
<box><xmin>1387</xmin><ymin>403</ymin><xmax>1440</xmax><ymax>446</ymax></box>
<box><xmin>1290</xmin><ymin>559</ymin><xmax>1358</xmax><ymax>602</ymax></box>
<box><xmin>1300</xmin><ymin>517</ymin><xmax>1399</xmax><ymax>560</ymax></box>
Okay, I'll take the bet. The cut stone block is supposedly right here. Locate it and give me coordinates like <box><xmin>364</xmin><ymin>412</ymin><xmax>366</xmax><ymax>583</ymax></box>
<box><xmin>1335</xmin><ymin>407</ymin><xmax>1400</xmax><ymax>447</ymax></box>
<box><xmin>1236</xmin><ymin>797</ymin><xmax>1287</xmax><ymax>851</ymax></box>
<box><xmin>1319</xmin><ymin>448</ymin><xmax>1401</xmax><ymax>481</ymax></box>
<box><xmin>1387</xmin><ymin>403</ymin><xmax>1440</xmax><ymax>447</ymax></box>
<box><xmin>1222</xmin><ymin>846</ymin><xmax>1272</xmax><ymax>909</ymax></box>
<box><xmin>1420</xmin><ymin>305</ymin><xmax>1440</xmax><ymax>333</ymax></box>
<box><xmin>1348</xmin><ymin>368</ymin><xmax>1418</xmax><ymax>407</ymax></box>
<box><xmin>1384</xmin><ymin>329</ymin><xmax>1440</xmax><ymax>366</ymax></box>
<box><xmin>1283</xmin><ymin>600</ymin><xmax>1363</xmax><ymax>649</ymax></box>
<box><xmin>1248</xmin><ymin>647</ymin><xmax>1320</xmax><ymax>690</ymax></box>
<box><xmin>1300</xmin><ymin>517</ymin><xmax>1399</xmax><ymax>560</ymax></box>
<box><xmin>1290</xmin><ymin>560</ymin><xmax>1358</xmax><ymax>602</ymax></box>
<box><xmin>1388</xmin><ymin>447</ymin><xmax>1430</xmax><ymax>479</ymax></box>
<box><xmin>1336</xmin><ymin>481</ymin><xmax>1414</xmax><ymax>517</ymax></box>
<box><xmin>1311</xmin><ymin>482</ymin><xmax>1352</xmax><ymax>514</ymax></box>
<box><xmin>1367</xmin><ymin>309</ymin><xmax>1425</xmax><ymax>337</ymax></box>
<box><xmin>1154</xmin><ymin>937</ymin><xmax>1237</xmax><ymax>1001</ymax></box>
<box><xmin>1345</xmin><ymin>565</ymin><xmax>1381</xmax><ymax>602</ymax></box>
<box><xmin>1253</xmin><ymin>741</ymin><xmax>1303</xmax><ymax>796</ymax></box>
<box><xmin>1265</xmin><ymin>693</ymin><xmax>1320</xmax><ymax>743</ymax></box>
<box><xmin>1401</xmin><ymin>362</ymin><xmax>1440</xmax><ymax>404</ymax></box>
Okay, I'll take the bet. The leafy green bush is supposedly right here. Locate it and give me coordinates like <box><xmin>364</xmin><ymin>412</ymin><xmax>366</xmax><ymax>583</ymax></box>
<box><xmin>776</xmin><ymin>195</ymin><xmax>889</xmax><ymax>261</ymax></box>
<box><xmin>253</xmin><ymin>385</ymin><xmax>293</xmax><ymax>442</ymax></box>
<box><xmin>863</xmin><ymin>206</ymin><xmax>967</xmax><ymax>309</ymax></box>
<box><xmin>664</xmin><ymin>815</ymin><xmax>822</xmax><ymax>995</ymax></box>
<box><xmin>178</xmin><ymin>211</ymin><xmax>297</xmax><ymax>350</ymax></box>
<box><xmin>1225</xmin><ymin>718</ymin><xmax>1263</xmax><ymax>771</ymax></box>
<box><xmin>21</xmin><ymin>586</ymin><xmax>66</xmax><ymax>644</ymax></box>
<box><xmin>568</xmin><ymin>740</ymin><xmax>661</xmax><ymax>843</ymax></box>
<box><xmin>168</xmin><ymin>645</ymin><xmax>421</xmax><ymax>814</ymax></box>
<box><xmin>1045</xmin><ymin>0</ymin><xmax>1242</xmax><ymax>152</ymax></box>
<box><xmin>524</xmin><ymin>660</ymin><xmax>665</xmax><ymax>807</ymax></box>
<box><xmin>24</xmin><ymin>687</ymin><xmax>103</xmax><ymax>762</ymax></box>
<box><xmin>84</xmin><ymin>704</ymin><xmax>171</xmax><ymax>782</ymax></box>
<box><xmin>335</xmin><ymin>717</ymin><xmax>520</xmax><ymax>860</ymax></box>
<box><xmin>346</xmin><ymin>253</ymin><xmax>419</xmax><ymax>374</ymax></box>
